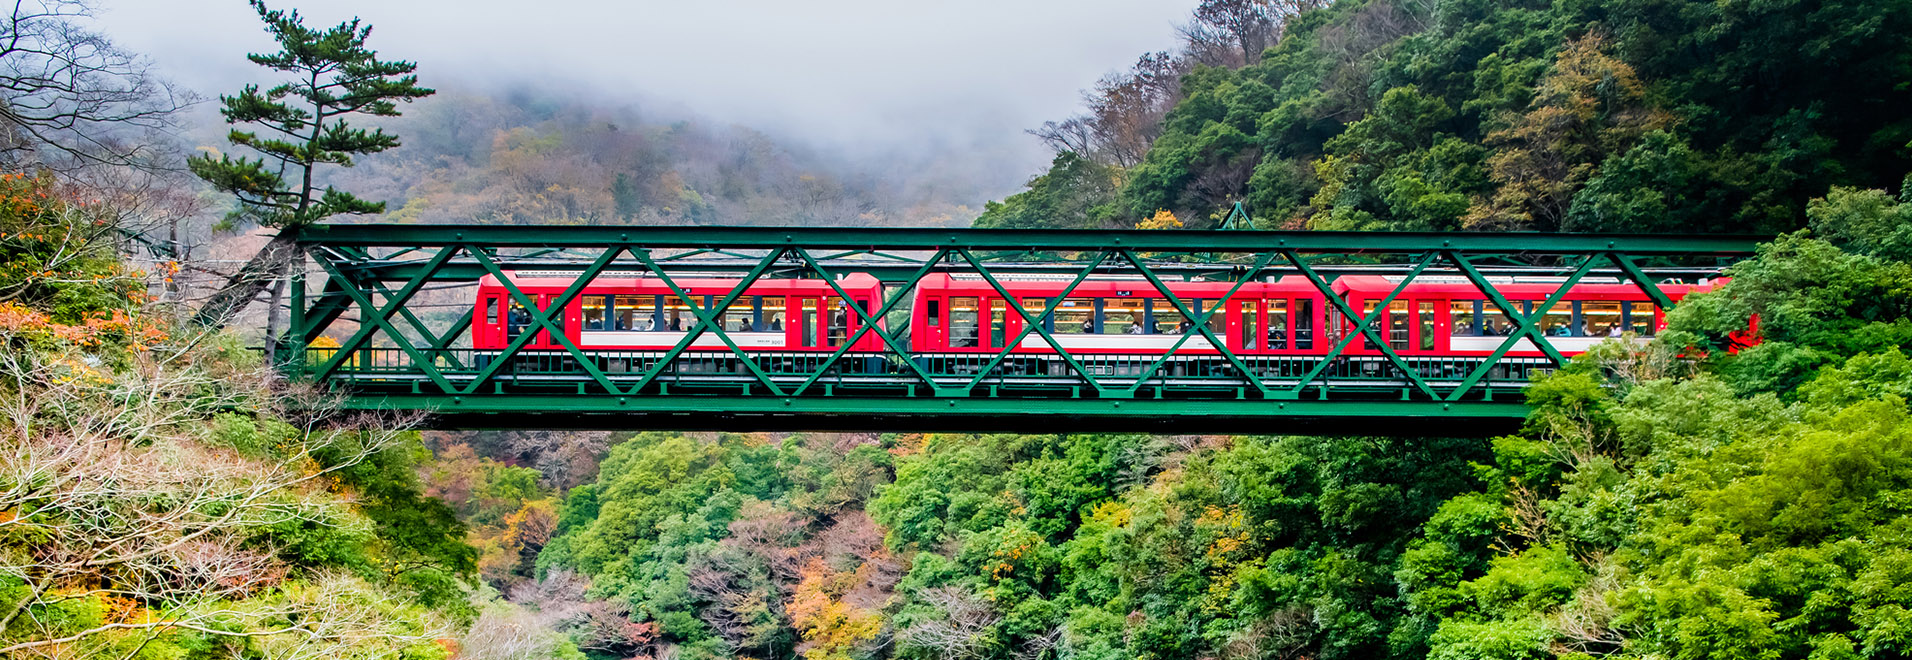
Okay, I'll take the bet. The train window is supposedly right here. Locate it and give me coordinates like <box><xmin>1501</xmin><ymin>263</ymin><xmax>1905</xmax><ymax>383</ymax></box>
<box><xmin>506</xmin><ymin>299</ymin><xmax>529</xmax><ymax>340</ymax></box>
<box><xmin>801</xmin><ymin>299</ymin><xmax>818</xmax><ymax>345</ymax></box>
<box><xmin>583</xmin><ymin>295</ymin><xmax>608</xmax><ymax>331</ymax></box>
<box><xmin>1538</xmin><ymin>303</ymin><xmax>1573</xmax><ymax>337</ymax></box>
<box><xmin>1195</xmin><ymin>300</ymin><xmax>1223</xmax><ymax>333</ymax></box>
<box><xmin>926</xmin><ymin>299</ymin><xmax>941</xmax><ymax>328</ymax></box>
<box><xmin>1054</xmin><ymin>298</ymin><xmax>1095</xmax><ymax>334</ymax></box>
<box><xmin>1243</xmin><ymin>301</ymin><xmax>1259</xmax><ymax>350</ymax></box>
<box><xmin>1360</xmin><ymin>301</ymin><xmax>1409</xmax><ymax>350</ymax></box>
<box><xmin>1624</xmin><ymin>302</ymin><xmax>1656</xmax><ymax>336</ymax></box>
<box><xmin>615</xmin><ymin>295</ymin><xmax>656</xmax><ymax>331</ymax></box>
<box><xmin>1151</xmin><ymin>299</ymin><xmax>1192</xmax><ymax>334</ymax></box>
<box><xmin>485</xmin><ymin>297</ymin><xmax>499</xmax><ymax>325</ymax></box>
<box><xmin>825</xmin><ymin>297</ymin><xmax>849</xmax><ymax>346</ymax></box>
<box><xmin>723</xmin><ymin>297</ymin><xmax>756</xmax><ymax>333</ymax></box>
<box><xmin>1269</xmin><ymin>299</ymin><xmax>1288</xmax><ymax>350</ymax></box>
<box><xmin>1480</xmin><ymin>301</ymin><xmax>1518</xmax><ymax>337</ymax></box>
<box><xmin>545</xmin><ymin>297</ymin><xmax>565</xmax><ymax>335</ymax></box>
<box><xmin>1388</xmin><ymin>301</ymin><xmax>1409</xmax><ymax>350</ymax></box>
<box><xmin>761</xmin><ymin>297</ymin><xmax>785</xmax><ymax>331</ymax></box>
<box><xmin>1451</xmin><ymin>300</ymin><xmax>1479</xmax><ymax>337</ymax></box>
<box><xmin>1583</xmin><ymin>301</ymin><xmax>1621</xmax><ymax>337</ymax></box>
<box><xmin>1295</xmin><ymin>299</ymin><xmax>1313</xmax><ymax>349</ymax></box>
<box><xmin>1358</xmin><ymin>301</ymin><xmax>1381</xmax><ymax>343</ymax></box>
<box><xmin>661</xmin><ymin>296</ymin><xmax>690</xmax><ymax>332</ymax></box>
<box><xmin>1104</xmin><ymin>298</ymin><xmax>1145</xmax><ymax>335</ymax></box>
<box><xmin>1020</xmin><ymin>298</ymin><xmax>1048</xmax><ymax>331</ymax></box>
<box><xmin>988</xmin><ymin>299</ymin><xmax>1006</xmax><ymax>347</ymax></box>
<box><xmin>1419</xmin><ymin>302</ymin><xmax>1436</xmax><ymax>350</ymax></box>
<box><xmin>949</xmin><ymin>297</ymin><xmax>979</xmax><ymax>347</ymax></box>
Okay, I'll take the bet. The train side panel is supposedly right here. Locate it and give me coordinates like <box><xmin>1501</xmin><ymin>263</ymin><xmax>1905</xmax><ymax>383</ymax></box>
<box><xmin>474</xmin><ymin>273</ymin><xmax>884</xmax><ymax>353</ymax></box>
<box><xmin>909</xmin><ymin>275</ymin><xmax>1331</xmax><ymax>356</ymax></box>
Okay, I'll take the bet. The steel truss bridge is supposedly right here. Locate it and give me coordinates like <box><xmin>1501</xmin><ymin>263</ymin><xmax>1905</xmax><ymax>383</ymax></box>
<box><xmin>281</xmin><ymin>224</ymin><xmax>1760</xmax><ymax>434</ymax></box>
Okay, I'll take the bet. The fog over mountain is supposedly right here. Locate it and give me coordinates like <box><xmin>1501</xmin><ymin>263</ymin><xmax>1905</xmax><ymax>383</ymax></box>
<box><xmin>96</xmin><ymin>0</ymin><xmax>1196</xmax><ymax>207</ymax></box>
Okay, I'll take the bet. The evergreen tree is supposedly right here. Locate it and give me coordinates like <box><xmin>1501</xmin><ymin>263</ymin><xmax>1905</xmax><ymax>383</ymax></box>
<box><xmin>188</xmin><ymin>0</ymin><xmax>432</xmax><ymax>331</ymax></box>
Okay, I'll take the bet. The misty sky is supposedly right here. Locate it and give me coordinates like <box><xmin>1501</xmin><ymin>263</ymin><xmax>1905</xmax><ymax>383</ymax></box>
<box><xmin>97</xmin><ymin>0</ymin><xmax>1196</xmax><ymax>180</ymax></box>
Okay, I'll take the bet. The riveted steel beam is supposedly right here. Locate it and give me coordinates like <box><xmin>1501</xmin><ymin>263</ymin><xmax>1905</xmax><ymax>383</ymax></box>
<box><xmin>339</xmin><ymin>393</ymin><xmax>1533</xmax><ymax>435</ymax></box>
<box><xmin>346</xmin><ymin>261</ymin><xmax>1735</xmax><ymax>285</ymax></box>
<box><xmin>295</xmin><ymin>224</ymin><xmax>1764</xmax><ymax>255</ymax></box>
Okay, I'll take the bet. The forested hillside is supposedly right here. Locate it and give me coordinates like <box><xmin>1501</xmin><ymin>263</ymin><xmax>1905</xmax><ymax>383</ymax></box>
<box><xmin>978</xmin><ymin>0</ymin><xmax>1912</xmax><ymax>233</ymax></box>
<box><xmin>0</xmin><ymin>171</ymin><xmax>474</xmax><ymax>656</ymax></box>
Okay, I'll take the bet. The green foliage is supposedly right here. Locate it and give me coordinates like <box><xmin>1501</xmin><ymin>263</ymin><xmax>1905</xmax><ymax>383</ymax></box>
<box><xmin>1669</xmin><ymin>230</ymin><xmax>1912</xmax><ymax>396</ymax></box>
<box><xmin>1425</xmin><ymin>617</ymin><xmax>1553</xmax><ymax>660</ymax></box>
<box><xmin>187</xmin><ymin>0</ymin><xmax>433</xmax><ymax>228</ymax></box>
<box><xmin>1378</xmin><ymin>201</ymin><xmax>1912</xmax><ymax>660</ymax></box>
<box><xmin>328</xmin><ymin>435</ymin><xmax>478</xmax><ymax>612</ymax></box>
<box><xmin>981</xmin><ymin>0</ymin><xmax>1912</xmax><ymax>232</ymax></box>
<box><xmin>973</xmin><ymin>152</ymin><xmax>1122</xmax><ymax>229</ymax></box>
<box><xmin>539</xmin><ymin>432</ymin><xmax>908</xmax><ymax>659</ymax></box>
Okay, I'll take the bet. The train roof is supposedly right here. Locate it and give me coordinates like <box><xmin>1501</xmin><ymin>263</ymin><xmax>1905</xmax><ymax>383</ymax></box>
<box><xmin>1330</xmin><ymin>275</ymin><xmax>1720</xmax><ymax>297</ymax></box>
<box><xmin>478</xmin><ymin>271</ymin><xmax>881</xmax><ymax>291</ymax></box>
<box><xmin>917</xmin><ymin>273</ymin><xmax>1322</xmax><ymax>295</ymax></box>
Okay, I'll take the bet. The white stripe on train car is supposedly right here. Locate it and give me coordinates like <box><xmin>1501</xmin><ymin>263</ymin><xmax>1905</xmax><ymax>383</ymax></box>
<box><xmin>1449</xmin><ymin>336</ymin><xmax>1625</xmax><ymax>352</ymax></box>
<box><xmin>1017</xmin><ymin>334</ymin><xmax>1218</xmax><ymax>350</ymax></box>
<box><xmin>579</xmin><ymin>331</ymin><xmax>788</xmax><ymax>348</ymax></box>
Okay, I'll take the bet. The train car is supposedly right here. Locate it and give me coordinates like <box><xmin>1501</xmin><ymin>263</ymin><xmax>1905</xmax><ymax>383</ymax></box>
<box><xmin>908</xmin><ymin>273</ymin><xmax>1328</xmax><ymax>355</ymax></box>
<box><xmin>472</xmin><ymin>272</ymin><xmax>886</xmax><ymax>352</ymax></box>
<box><xmin>1329</xmin><ymin>275</ymin><xmax>1721</xmax><ymax>356</ymax></box>
<box><xmin>465</xmin><ymin>269</ymin><xmax>1735</xmax><ymax>388</ymax></box>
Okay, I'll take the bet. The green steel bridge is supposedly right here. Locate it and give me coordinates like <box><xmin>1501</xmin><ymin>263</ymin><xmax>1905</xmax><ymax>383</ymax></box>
<box><xmin>279</xmin><ymin>224</ymin><xmax>1762</xmax><ymax>434</ymax></box>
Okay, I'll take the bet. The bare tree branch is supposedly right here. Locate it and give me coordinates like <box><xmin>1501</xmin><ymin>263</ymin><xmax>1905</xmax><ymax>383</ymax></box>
<box><xmin>0</xmin><ymin>0</ymin><xmax>194</xmax><ymax>173</ymax></box>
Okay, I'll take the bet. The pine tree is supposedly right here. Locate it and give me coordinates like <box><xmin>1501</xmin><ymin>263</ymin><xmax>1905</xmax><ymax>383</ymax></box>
<box><xmin>188</xmin><ymin>0</ymin><xmax>432</xmax><ymax>332</ymax></box>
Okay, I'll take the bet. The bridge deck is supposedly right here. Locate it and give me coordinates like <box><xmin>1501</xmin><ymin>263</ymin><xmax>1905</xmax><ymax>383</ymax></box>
<box><xmin>309</xmin><ymin>348</ymin><xmax>1538</xmax><ymax>433</ymax></box>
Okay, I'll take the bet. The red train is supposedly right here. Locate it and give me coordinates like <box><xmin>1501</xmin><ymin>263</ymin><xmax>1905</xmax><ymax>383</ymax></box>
<box><xmin>905</xmin><ymin>273</ymin><xmax>1718</xmax><ymax>357</ymax></box>
<box><xmin>472</xmin><ymin>271</ymin><xmax>1721</xmax><ymax>358</ymax></box>
<box><xmin>474</xmin><ymin>272</ymin><xmax>886</xmax><ymax>352</ymax></box>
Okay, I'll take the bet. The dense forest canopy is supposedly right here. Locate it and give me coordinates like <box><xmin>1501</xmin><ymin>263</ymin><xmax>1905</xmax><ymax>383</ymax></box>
<box><xmin>979</xmin><ymin>0</ymin><xmax>1912</xmax><ymax>233</ymax></box>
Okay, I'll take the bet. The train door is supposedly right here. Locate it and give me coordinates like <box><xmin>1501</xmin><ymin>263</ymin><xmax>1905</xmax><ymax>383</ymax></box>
<box><xmin>479</xmin><ymin>294</ymin><xmax>503</xmax><ymax>347</ymax></box>
<box><xmin>846</xmin><ymin>297</ymin><xmax>876</xmax><ymax>349</ymax></box>
<box><xmin>1417</xmin><ymin>300</ymin><xmax>1439</xmax><ymax>352</ymax></box>
<box><xmin>792</xmin><ymin>297</ymin><xmax>820</xmax><ymax>348</ymax></box>
<box><xmin>1239</xmin><ymin>300</ymin><xmax>1260</xmax><ymax>352</ymax></box>
<box><xmin>920</xmin><ymin>296</ymin><xmax>944</xmax><ymax>350</ymax></box>
<box><xmin>1294</xmin><ymin>298</ymin><xmax>1314</xmax><ymax>351</ymax></box>
<box><xmin>535</xmin><ymin>294</ymin><xmax>572</xmax><ymax>348</ymax></box>
<box><xmin>822</xmin><ymin>296</ymin><xmax>846</xmax><ymax>347</ymax></box>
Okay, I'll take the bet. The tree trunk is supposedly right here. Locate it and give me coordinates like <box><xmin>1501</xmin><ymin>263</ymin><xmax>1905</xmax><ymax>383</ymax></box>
<box><xmin>261</xmin><ymin>273</ymin><xmax>286</xmax><ymax>363</ymax></box>
<box><xmin>190</xmin><ymin>230</ymin><xmax>299</xmax><ymax>329</ymax></box>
